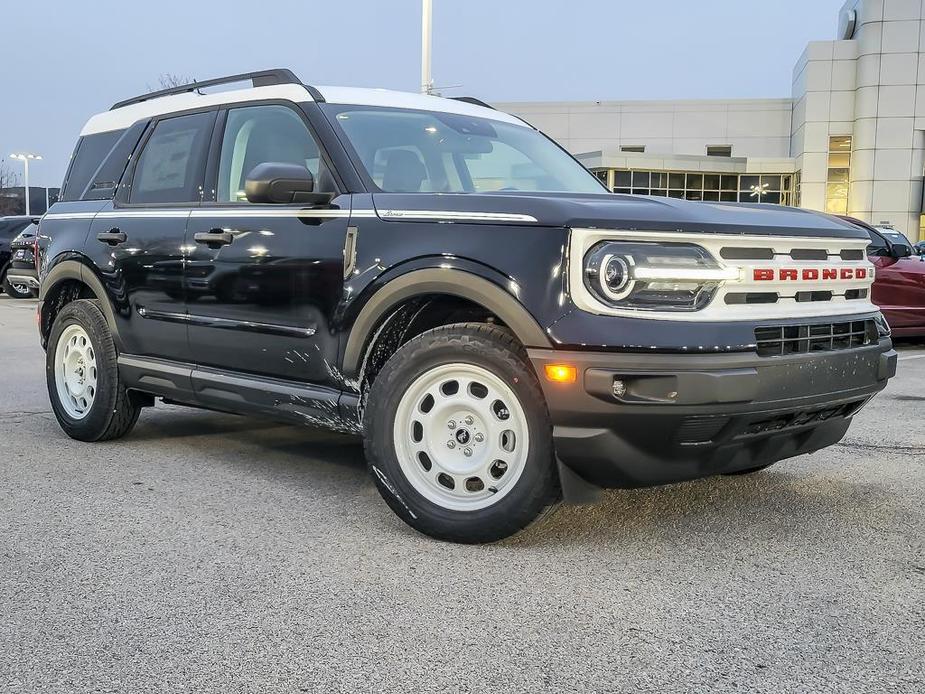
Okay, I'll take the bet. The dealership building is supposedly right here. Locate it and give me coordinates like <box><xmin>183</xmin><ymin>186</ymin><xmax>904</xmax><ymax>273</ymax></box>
<box><xmin>498</xmin><ymin>0</ymin><xmax>925</xmax><ymax>241</ymax></box>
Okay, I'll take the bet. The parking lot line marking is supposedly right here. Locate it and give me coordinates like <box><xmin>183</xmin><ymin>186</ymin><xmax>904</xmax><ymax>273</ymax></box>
<box><xmin>898</xmin><ymin>353</ymin><xmax>925</xmax><ymax>361</ymax></box>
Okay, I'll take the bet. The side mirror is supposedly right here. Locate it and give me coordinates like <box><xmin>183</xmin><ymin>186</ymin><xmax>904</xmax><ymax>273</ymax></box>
<box><xmin>244</xmin><ymin>162</ymin><xmax>332</xmax><ymax>205</ymax></box>
<box><xmin>889</xmin><ymin>243</ymin><xmax>914</xmax><ymax>259</ymax></box>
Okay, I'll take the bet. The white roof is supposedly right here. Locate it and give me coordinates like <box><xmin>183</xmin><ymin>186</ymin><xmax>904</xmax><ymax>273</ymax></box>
<box><xmin>316</xmin><ymin>86</ymin><xmax>526</xmax><ymax>126</ymax></box>
<box><xmin>80</xmin><ymin>83</ymin><xmax>525</xmax><ymax>136</ymax></box>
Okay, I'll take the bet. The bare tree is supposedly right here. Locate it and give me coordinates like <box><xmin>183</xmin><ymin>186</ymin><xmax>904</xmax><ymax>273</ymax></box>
<box><xmin>146</xmin><ymin>73</ymin><xmax>195</xmax><ymax>93</ymax></box>
<box><xmin>0</xmin><ymin>160</ymin><xmax>22</xmax><ymax>216</ymax></box>
<box><xmin>158</xmin><ymin>73</ymin><xmax>194</xmax><ymax>89</ymax></box>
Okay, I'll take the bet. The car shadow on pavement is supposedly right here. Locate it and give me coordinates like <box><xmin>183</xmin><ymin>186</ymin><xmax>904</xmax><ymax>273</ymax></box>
<box><xmin>128</xmin><ymin>406</ymin><xmax>367</xmax><ymax>472</ymax></box>
<box><xmin>102</xmin><ymin>405</ymin><xmax>919</xmax><ymax>552</ymax></box>
<box><xmin>508</xmin><ymin>467</ymin><xmax>914</xmax><ymax>552</ymax></box>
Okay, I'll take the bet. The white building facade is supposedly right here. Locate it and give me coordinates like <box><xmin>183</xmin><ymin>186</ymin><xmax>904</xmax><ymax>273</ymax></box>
<box><xmin>497</xmin><ymin>0</ymin><xmax>925</xmax><ymax>241</ymax></box>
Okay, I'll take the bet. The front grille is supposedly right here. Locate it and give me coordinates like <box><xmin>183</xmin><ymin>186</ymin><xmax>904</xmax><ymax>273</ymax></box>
<box><xmin>754</xmin><ymin>320</ymin><xmax>877</xmax><ymax>357</ymax></box>
<box><xmin>740</xmin><ymin>399</ymin><xmax>867</xmax><ymax>437</ymax></box>
<box><xmin>676</xmin><ymin>416</ymin><xmax>730</xmax><ymax>444</ymax></box>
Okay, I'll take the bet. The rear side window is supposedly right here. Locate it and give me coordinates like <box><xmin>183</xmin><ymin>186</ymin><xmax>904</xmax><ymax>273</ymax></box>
<box><xmin>59</xmin><ymin>130</ymin><xmax>124</xmax><ymax>201</ymax></box>
<box><xmin>130</xmin><ymin>111</ymin><xmax>214</xmax><ymax>204</ymax></box>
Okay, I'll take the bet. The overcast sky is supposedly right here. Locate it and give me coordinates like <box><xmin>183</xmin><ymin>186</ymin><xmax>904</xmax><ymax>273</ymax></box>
<box><xmin>2</xmin><ymin>0</ymin><xmax>845</xmax><ymax>188</ymax></box>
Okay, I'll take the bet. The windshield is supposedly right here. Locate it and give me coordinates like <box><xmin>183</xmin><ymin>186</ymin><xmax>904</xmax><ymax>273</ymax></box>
<box><xmin>876</xmin><ymin>227</ymin><xmax>913</xmax><ymax>247</ymax></box>
<box><xmin>324</xmin><ymin>105</ymin><xmax>605</xmax><ymax>195</ymax></box>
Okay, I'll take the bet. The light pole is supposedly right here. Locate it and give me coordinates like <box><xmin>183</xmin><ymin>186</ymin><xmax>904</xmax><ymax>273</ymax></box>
<box><xmin>10</xmin><ymin>153</ymin><xmax>42</xmax><ymax>216</ymax></box>
<box><xmin>421</xmin><ymin>0</ymin><xmax>433</xmax><ymax>94</ymax></box>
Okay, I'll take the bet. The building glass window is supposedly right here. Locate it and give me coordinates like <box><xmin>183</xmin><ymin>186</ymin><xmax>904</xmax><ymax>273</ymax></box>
<box><xmin>825</xmin><ymin>136</ymin><xmax>852</xmax><ymax>215</ymax></box>
<box><xmin>707</xmin><ymin>145</ymin><xmax>733</xmax><ymax>157</ymax></box>
<box><xmin>621</xmin><ymin>145</ymin><xmax>645</xmax><ymax>153</ymax></box>
<box><xmin>594</xmin><ymin>168</ymin><xmax>795</xmax><ymax>205</ymax></box>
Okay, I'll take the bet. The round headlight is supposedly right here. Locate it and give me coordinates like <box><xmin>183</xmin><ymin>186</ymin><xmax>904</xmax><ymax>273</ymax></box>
<box><xmin>602</xmin><ymin>254</ymin><xmax>629</xmax><ymax>294</ymax></box>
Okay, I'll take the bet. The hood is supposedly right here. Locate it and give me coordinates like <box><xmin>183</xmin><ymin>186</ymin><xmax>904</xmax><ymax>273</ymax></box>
<box><xmin>888</xmin><ymin>255</ymin><xmax>925</xmax><ymax>274</ymax></box>
<box><xmin>372</xmin><ymin>192</ymin><xmax>867</xmax><ymax>240</ymax></box>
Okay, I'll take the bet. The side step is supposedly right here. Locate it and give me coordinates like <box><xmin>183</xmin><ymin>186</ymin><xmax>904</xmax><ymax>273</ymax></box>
<box><xmin>117</xmin><ymin>354</ymin><xmax>359</xmax><ymax>434</ymax></box>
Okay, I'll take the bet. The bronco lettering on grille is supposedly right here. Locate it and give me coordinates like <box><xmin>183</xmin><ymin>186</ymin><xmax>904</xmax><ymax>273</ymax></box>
<box><xmin>753</xmin><ymin>267</ymin><xmax>868</xmax><ymax>281</ymax></box>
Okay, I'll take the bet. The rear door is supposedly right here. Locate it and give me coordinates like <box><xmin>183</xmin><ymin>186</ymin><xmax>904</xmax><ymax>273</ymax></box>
<box><xmin>86</xmin><ymin>110</ymin><xmax>216</xmax><ymax>361</ymax></box>
<box><xmin>184</xmin><ymin>102</ymin><xmax>349</xmax><ymax>385</ymax></box>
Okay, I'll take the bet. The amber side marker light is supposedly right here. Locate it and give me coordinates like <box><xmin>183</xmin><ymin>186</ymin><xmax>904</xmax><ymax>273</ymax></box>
<box><xmin>544</xmin><ymin>364</ymin><xmax>577</xmax><ymax>384</ymax></box>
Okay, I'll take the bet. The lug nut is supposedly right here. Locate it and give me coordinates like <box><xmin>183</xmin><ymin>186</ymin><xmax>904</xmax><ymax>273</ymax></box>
<box><xmin>474</xmin><ymin>433</ymin><xmax>484</xmax><ymax>443</ymax></box>
<box><xmin>463</xmin><ymin>447</ymin><xmax>473</xmax><ymax>457</ymax></box>
<box><xmin>447</xmin><ymin>440</ymin><xmax>456</xmax><ymax>449</ymax></box>
<box><xmin>464</xmin><ymin>415</ymin><xmax>474</xmax><ymax>425</ymax></box>
<box><xmin>447</xmin><ymin>420</ymin><xmax>457</xmax><ymax>430</ymax></box>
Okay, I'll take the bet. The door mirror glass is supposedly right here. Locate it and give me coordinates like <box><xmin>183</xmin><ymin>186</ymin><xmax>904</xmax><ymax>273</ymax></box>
<box><xmin>889</xmin><ymin>242</ymin><xmax>914</xmax><ymax>259</ymax></box>
<box><xmin>244</xmin><ymin>162</ymin><xmax>330</xmax><ymax>204</ymax></box>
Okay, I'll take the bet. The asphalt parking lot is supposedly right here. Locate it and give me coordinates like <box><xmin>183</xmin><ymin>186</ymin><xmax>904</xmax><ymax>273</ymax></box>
<box><xmin>0</xmin><ymin>294</ymin><xmax>923</xmax><ymax>693</ymax></box>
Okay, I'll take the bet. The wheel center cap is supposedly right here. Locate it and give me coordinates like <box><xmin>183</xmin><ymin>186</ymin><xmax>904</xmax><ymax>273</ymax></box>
<box><xmin>455</xmin><ymin>429</ymin><xmax>471</xmax><ymax>445</ymax></box>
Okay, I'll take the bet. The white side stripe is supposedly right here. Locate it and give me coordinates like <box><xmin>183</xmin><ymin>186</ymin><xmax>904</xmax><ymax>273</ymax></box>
<box><xmin>42</xmin><ymin>213</ymin><xmax>99</xmax><ymax>220</ymax></box>
<box><xmin>377</xmin><ymin>210</ymin><xmax>538</xmax><ymax>223</ymax></box>
<box><xmin>43</xmin><ymin>208</ymin><xmax>539</xmax><ymax>223</ymax></box>
<box><xmin>97</xmin><ymin>210</ymin><xmax>191</xmax><ymax>218</ymax></box>
<box><xmin>188</xmin><ymin>209</ymin><xmax>351</xmax><ymax>218</ymax></box>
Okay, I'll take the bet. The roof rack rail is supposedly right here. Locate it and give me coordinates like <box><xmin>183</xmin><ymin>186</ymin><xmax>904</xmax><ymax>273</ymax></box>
<box><xmin>451</xmin><ymin>96</ymin><xmax>495</xmax><ymax>110</ymax></box>
<box><xmin>110</xmin><ymin>68</ymin><xmax>307</xmax><ymax>111</ymax></box>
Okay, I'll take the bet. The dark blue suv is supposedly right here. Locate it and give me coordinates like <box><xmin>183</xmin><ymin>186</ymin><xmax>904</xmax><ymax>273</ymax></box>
<box><xmin>36</xmin><ymin>70</ymin><xmax>895</xmax><ymax>542</ymax></box>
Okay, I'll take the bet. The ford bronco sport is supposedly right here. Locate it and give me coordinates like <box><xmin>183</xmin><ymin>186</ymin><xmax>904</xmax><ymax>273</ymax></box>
<box><xmin>38</xmin><ymin>69</ymin><xmax>896</xmax><ymax>543</ymax></box>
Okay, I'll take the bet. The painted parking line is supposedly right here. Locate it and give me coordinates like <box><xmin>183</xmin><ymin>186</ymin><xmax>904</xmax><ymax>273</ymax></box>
<box><xmin>898</xmin><ymin>353</ymin><xmax>925</xmax><ymax>361</ymax></box>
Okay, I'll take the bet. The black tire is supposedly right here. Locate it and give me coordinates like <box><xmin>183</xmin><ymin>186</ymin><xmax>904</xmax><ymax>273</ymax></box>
<box><xmin>2</xmin><ymin>272</ymin><xmax>33</xmax><ymax>299</ymax></box>
<box><xmin>364</xmin><ymin>322</ymin><xmax>560</xmax><ymax>543</ymax></box>
<box><xmin>723</xmin><ymin>462</ymin><xmax>775</xmax><ymax>476</ymax></box>
<box><xmin>46</xmin><ymin>299</ymin><xmax>141</xmax><ymax>442</ymax></box>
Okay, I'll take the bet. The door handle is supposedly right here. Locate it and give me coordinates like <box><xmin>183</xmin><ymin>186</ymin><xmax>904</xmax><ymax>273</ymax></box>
<box><xmin>194</xmin><ymin>229</ymin><xmax>234</xmax><ymax>247</ymax></box>
<box><xmin>97</xmin><ymin>228</ymin><xmax>127</xmax><ymax>245</ymax></box>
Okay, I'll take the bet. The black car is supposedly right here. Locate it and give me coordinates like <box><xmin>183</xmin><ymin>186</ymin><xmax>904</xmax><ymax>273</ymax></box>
<box><xmin>36</xmin><ymin>70</ymin><xmax>896</xmax><ymax>543</ymax></box>
<box><xmin>0</xmin><ymin>216</ymin><xmax>39</xmax><ymax>298</ymax></box>
<box><xmin>7</xmin><ymin>223</ymin><xmax>40</xmax><ymax>297</ymax></box>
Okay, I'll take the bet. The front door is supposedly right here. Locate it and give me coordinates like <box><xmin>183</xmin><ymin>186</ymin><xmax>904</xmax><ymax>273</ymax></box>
<box><xmin>184</xmin><ymin>103</ymin><xmax>349</xmax><ymax>386</ymax></box>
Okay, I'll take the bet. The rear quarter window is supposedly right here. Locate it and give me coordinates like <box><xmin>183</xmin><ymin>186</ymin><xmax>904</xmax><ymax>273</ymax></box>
<box><xmin>60</xmin><ymin>130</ymin><xmax>125</xmax><ymax>202</ymax></box>
<box><xmin>83</xmin><ymin>122</ymin><xmax>148</xmax><ymax>200</ymax></box>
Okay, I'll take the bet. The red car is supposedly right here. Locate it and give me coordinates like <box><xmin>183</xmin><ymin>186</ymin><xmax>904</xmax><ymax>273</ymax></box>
<box><xmin>840</xmin><ymin>216</ymin><xmax>925</xmax><ymax>336</ymax></box>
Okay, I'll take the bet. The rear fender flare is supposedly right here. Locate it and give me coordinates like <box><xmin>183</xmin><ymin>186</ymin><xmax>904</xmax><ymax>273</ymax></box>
<box><xmin>39</xmin><ymin>259</ymin><xmax>123</xmax><ymax>350</ymax></box>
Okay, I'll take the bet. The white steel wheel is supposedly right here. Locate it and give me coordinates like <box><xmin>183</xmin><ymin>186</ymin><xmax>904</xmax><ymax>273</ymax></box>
<box><xmin>53</xmin><ymin>324</ymin><xmax>98</xmax><ymax>420</ymax></box>
<box><xmin>393</xmin><ymin>362</ymin><xmax>530</xmax><ymax>512</ymax></box>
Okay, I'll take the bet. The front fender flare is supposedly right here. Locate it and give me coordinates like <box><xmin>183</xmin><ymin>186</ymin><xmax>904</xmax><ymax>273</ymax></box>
<box><xmin>341</xmin><ymin>267</ymin><xmax>553</xmax><ymax>377</ymax></box>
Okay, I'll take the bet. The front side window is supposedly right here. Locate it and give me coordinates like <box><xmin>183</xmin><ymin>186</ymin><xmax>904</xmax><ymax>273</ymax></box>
<box><xmin>324</xmin><ymin>105</ymin><xmax>604</xmax><ymax>194</ymax></box>
<box><xmin>131</xmin><ymin>111</ymin><xmax>213</xmax><ymax>204</ymax></box>
<box><xmin>217</xmin><ymin>105</ymin><xmax>330</xmax><ymax>203</ymax></box>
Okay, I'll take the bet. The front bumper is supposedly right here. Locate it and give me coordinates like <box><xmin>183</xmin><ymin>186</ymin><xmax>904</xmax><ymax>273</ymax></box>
<box><xmin>529</xmin><ymin>339</ymin><xmax>896</xmax><ymax>488</ymax></box>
